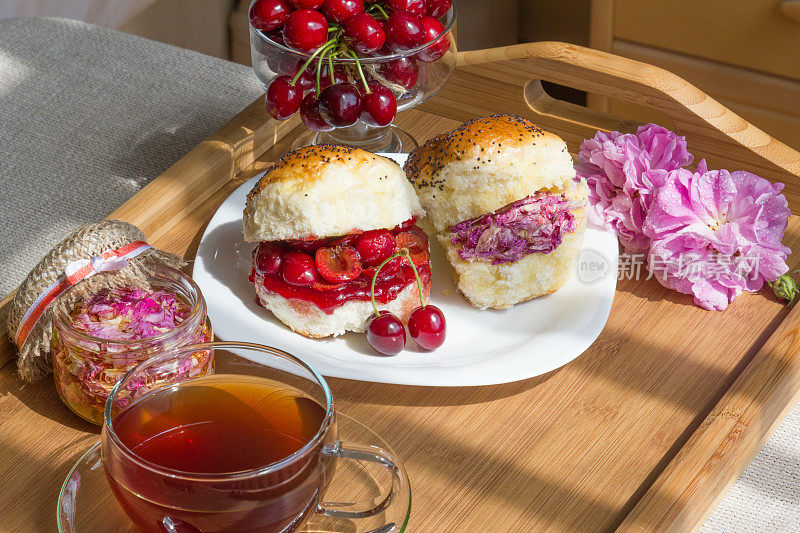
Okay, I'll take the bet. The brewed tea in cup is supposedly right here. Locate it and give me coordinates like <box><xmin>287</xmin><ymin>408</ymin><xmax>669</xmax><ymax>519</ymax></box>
<box><xmin>101</xmin><ymin>342</ymin><xmax>403</xmax><ymax>533</ymax></box>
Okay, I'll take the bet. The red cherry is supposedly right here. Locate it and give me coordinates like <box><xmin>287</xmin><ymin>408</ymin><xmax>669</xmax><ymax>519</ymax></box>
<box><xmin>343</xmin><ymin>13</ymin><xmax>385</xmax><ymax>54</ymax></box>
<box><xmin>426</xmin><ymin>0</ymin><xmax>451</xmax><ymax>17</ymax></box>
<box><xmin>289</xmin><ymin>0</ymin><xmax>323</xmax><ymax>8</ymax></box>
<box><xmin>283</xmin><ymin>9</ymin><xmax>329</xmax><ymax>53</ymax></box>
<box><xmin>265</xmin><ymin>28</ymin><xmax>287</xmax><ymax>43</ymax></box>
<box><xmin>385</xmin><ymin>0</ymin><xmax>427</xmax><ymax>17</ymax></box>
<box><xmin>408</xmin><ymin>305</ymin><xmax>446</xmax><ymax>350</ymax></box>
<box><xmin>315</xmin><ymin>245</ymin><xmax>362</xmax><ymax>283</ymax></box>
<box><xmin>379</xmin><ymin>56</ymin><xmax>419</xmax><ymax>89</ymax></box>
<box><xmin>383</xmin><ymin>11</ymin><xmax>425</xmax><ymax>52</ymax></box>
<box><xmin>265</xmin><ymin>52</ymin><xmax>297</xmax><ymax>76</ymax></box>
<box><xmin>360</xmin><ymin>83</ymin><xmax>397</xmax><ymax>126</ymax></box>
<box><xmin>391</xmin><ymin>217</ymin><xmax>417</xmax><ymax>233</ymax></box>
<box><xmin>416</xmin><ymin>16</ymin><xmax>449</xmax><ymax>62</ymax></box>
<box><xmin>250</xmin><ymin>0</ymin><xmax>293</xmax><ymax>31</ymax></box>
<box><xmin>286</xmin><ymin>237</ymin><xmax>330</xmax><ymax>253</ymax></box>
<box><xmin>323</xmin><ymin>0</ymin><xmax>365</xmax><ymax>22</ymax></box>
<box><xmin>293</xmin><ymin>59</ymin><xmax>317</xmax><ymax>89</ymax></box>
<box><xmin>329</xmin><ymin>233</ymin><xmax>360</xmax><ymax>247</ymax></box>
<box><xmin>319</xmin><ymin>82</ymin><xmax>363</xmax><ymax>127</ymax></box>
<box><xmin>300</xmin><ymin>91</ymin><xmax>335</xmax><ymax>131</ymax></box>
<box><xmin>366</xmin><ymin>312</ymin><xmax>406</xmax><ymax>355</ymax></box>
<box><xmin>361</xmin><ymin>253</ymin><xmax>402</xmax><ymax>287</ymax></box>
<box><xmin>265</xmin><ymin>76</ymin><xmax>302</xmax><ymax>119</ymax></box>
<box><xmin>254</xmin><ymin>242</ymin><xmax>284</xmax><ymax>275</ymax></box>
<box><xmin>318</xmin><ymin>64</ymin><xmax>349</xmax><ymax>90</ymax></box>
<box><xmin>281</xmin><ymin>251</ymin><xmax>320</xmax><ymax>286</ymax></box>
<box><xmin>395</xmin><ymin>229</ymin><xmax>429</xmax><ymax>264</ymax></box>
<box><xmin>355</xmin><ymin>229</ymin><xmax>396</xmax><ymax>266</ymax></box>
<box><xmin>362</xmin><ymin>39</ymin><xmax>392</xmax><ymax>56</ymax></box>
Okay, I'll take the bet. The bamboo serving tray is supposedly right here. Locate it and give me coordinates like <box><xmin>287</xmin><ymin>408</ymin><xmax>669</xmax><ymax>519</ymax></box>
<box><xmin>3</xmin><ymin>42</ymin><xmax>800</xmax><ymax>532</ymax></box>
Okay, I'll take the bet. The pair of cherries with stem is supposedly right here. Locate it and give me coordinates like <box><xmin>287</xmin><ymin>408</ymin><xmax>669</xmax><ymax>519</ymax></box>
<box><xmin>366</xmin><ymin>248</ymin><xmax>446</xmax><ymax>355</ymax></box>
<box><xmin>267</xmin><ymin>35</ymin><xmax>398</xmax><ymax>130</ymax></box>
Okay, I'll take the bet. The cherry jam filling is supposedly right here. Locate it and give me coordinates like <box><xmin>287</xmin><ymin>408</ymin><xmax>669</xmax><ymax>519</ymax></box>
<box><xmin>249</xmin><ymin>219</ymin><xmax>429</xmax><ymax>314</ymax></box>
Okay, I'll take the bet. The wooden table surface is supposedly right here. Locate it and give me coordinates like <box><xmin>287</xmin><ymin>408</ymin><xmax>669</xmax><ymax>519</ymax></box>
<box><xmin>3</xmin><ymin>42</ymin><xmax>800</xmax><ymax>532</ymax></box>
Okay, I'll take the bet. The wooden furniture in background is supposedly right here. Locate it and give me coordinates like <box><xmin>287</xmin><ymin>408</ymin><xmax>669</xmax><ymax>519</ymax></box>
<box><xmin>2</xmin><ymin>42</ymin><xmax>800</xmax><ymax>532</ymax></box>
<box><xmin>590</xmin><ymin>0</ymin><xmax>800</xmax><ymax>151</ymax></box>
<box><xmin>229</xmin><ymin>0</ymin><xmax>525</xmax><ymax>65</ymax></box>
<box><xmin>783</xmin><ymin>0</ymin><xmax>800</xmax><ymax>22</ymax></box>
<box><xmin>230</xmin><ymin>0</ymin><xmax>251</xmax><ymax>65</ymax></box>
<box><xmin>522</xmin><ymin>0</ymin><xmax>591</xmax><ymax>48</ymax></box>
<box><xmin>121</xmin><ymin>0</ymin><xmax>236</xmax><ymax>59</ymax></box>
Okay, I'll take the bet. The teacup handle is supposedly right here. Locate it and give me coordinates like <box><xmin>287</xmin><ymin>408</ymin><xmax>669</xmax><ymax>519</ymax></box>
<box><xmin>318</xmin><ymin>440</ymin><xmax>406</xmax><ymax>521</ymax></box>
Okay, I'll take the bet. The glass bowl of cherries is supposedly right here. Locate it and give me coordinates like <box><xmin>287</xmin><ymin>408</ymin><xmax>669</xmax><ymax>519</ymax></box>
<box><xmin>249</xmin><ymin>0</ymin><xmax>456</xmax><ymax>152</ymax></box>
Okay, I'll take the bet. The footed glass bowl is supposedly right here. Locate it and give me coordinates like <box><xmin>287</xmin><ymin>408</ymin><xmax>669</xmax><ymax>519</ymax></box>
<box><xmin>250</xmin><ymin>3</ymin><xmax>457</xmax><ymax>153</ymax></box>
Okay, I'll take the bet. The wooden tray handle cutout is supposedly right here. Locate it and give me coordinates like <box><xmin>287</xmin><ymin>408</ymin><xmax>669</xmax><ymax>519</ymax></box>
<box><xmin>781</xmin><ymin>0</ymin><xmax>800</xmax><ymax>23</ymax></box>
<box><xmin>524</xmin><ymin>79</ymin><xmax>644</xmax><ymax>137</ymax></box>
<box><xmin>422</xmin><ymin>41</ymin><xmax>800</xmax><ymax>212</ymax></box>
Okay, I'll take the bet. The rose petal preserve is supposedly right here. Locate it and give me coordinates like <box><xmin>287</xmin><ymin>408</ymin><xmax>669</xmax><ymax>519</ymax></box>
<box><xmin>51</xmin><ymin>267</ymin><xmax>213</xmax><ymax>424</ymax></box>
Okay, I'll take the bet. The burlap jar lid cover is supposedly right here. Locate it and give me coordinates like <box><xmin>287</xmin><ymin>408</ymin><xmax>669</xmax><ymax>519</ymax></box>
<box><xmin>5</xmin><ymin>220</ymin><xmax>184</xmax><ymax>383</ymax></box>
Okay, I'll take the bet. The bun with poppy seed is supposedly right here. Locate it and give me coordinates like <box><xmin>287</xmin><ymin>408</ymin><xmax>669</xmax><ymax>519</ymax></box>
<box><xmin>404</xmin><ymin>115</ymin><xmax>588</xmax><ymax>309</ymax></box>
<box><xmin>243</xmin><ymin>144</ymin><xmax>431</xmax><ymax>338</ymax></box>
<box><xmin>244</xmin><ymin>144</ymin><xmax>424</xmax><ymax>242</ymax></box>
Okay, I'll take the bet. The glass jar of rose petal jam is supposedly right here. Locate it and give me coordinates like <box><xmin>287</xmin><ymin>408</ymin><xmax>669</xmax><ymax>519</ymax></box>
<box><xmin>51</xmin><ymin>267</ymin><xmax>213</xmax><ymax>424</ymax></box>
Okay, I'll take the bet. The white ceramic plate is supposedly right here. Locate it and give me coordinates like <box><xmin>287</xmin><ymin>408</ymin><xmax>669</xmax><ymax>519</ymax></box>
<box><xmin>193</xmin><ymin>154</ymin><xmax>618</xmax><ymax>386</ymax></box>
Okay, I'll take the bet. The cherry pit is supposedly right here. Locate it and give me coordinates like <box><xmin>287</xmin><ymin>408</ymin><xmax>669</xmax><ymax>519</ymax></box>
<box><xmin>251</xmin><ymin>0</ymin><xmax>452</xmax><ymax>129</ymax></box>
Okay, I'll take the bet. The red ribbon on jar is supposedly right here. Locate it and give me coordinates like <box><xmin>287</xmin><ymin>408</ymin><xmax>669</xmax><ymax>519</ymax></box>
<box><xmin>14</xmin><ymin>241</ymin><xmax>152</xmax><ymax>349</ymax></box>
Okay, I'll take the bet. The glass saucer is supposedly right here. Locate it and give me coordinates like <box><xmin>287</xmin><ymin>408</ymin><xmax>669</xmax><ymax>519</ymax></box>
<box><xmin>57</xmin><ymin>413</ymin><xmax>411</xmax><ymax>533</ymax></box>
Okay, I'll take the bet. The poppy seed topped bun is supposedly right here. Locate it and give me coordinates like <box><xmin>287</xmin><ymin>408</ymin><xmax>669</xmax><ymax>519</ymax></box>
<box><xmin>405</xmin><ymin>115</ymin><xmax>588</xmax><ymax>310</ymax></box>
<box><xmin>404</xmin><ymin>114</ymin><xmax>578</xmax><ymax>234</ymax></box>
<box><xmin>244</xmin><ymin>144</ymin><xmax>424</xmax><ymax>242</ymax></box>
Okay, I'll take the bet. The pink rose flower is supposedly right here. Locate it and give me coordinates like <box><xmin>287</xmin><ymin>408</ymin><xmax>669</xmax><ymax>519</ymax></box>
<box><xmin>643</xmin><ymin>162</ymin><xmax>791</xmax><ymax>310</ymax></box>
<box><xmin>576</xmin><ymin>124</ymin><xmax>694</xmax><ymax>252</ymax></box>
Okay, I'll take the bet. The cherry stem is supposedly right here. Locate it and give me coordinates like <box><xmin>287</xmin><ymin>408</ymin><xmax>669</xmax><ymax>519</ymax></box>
<box><xmin>328</xmin><ymin>51</ymin><xmax>336</xmax><ymax>85</ymax></box>
<box><xmin>292</xmin><ymin>40</ymin><xmax>337</xmax><ymax>87</ymax></box>
<box><xmin>347</xmin><ymin>49</ymin><xmax>370</xmax><ymax>93</ymax></box>
<box><xmin>369</xmin><ymin>248</ymin><xmax>426</xmax><ymax>316</ymax></box>
<box><xmin>368</xmin><ymin>3</ymin><xmax>389</xmax><ymax>19</ymax></box>
<box><xmin>401</xmin><ymin>248</ymin><xmax>426</xmax><ymax>307</ymax></box>
<box><xmin>315</xmin><ymin>45</ymin><xmax>335</xmax><ymax>94</ymax></box>
<box><xmin>369</xmin><ymin>253</ymin><xmax>400</xmax><ymax>316</ymax></box>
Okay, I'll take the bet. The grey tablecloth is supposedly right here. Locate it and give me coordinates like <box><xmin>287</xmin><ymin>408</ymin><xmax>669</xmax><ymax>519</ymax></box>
<box><xmin>0</xmin><ymin>17</ymin><xmax>262</xmax><ymax>298</ymax></box>
<box><xmin>0</xmin><ymin>16</ymin><xmax>797</xmax><ymax>532</ymax></box>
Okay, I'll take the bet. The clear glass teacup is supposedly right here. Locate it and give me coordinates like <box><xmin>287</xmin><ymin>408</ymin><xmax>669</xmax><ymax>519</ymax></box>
<box><xmin>101</xmin><ymin>341</ymin><xmax>406</xmax><ymax>533</ymax></box>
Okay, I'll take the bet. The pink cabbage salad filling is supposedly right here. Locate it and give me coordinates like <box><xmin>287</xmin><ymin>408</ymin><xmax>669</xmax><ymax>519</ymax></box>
<box><xmin>71</xmin><ymin>287</ymin><xmax>191</xmax><ymax>341</ymax></box>
<box><xmin>449</xmin><ymin>193</ymin><xmax>585</xmax><ymax>265</ymax></box>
